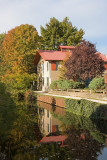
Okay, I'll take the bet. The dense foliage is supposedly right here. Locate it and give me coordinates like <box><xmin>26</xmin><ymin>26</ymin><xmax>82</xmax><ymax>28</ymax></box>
<box><xmin>66</xmin><ymin>98</ymin><xmax>107</xmax><ymax>119</ymax></box>
<box><xmin>41</xmin><ymin>17</ymin><xmax>84</xmax><ymax>50</ymax></box>
<box><xmin>0</xmin><ymin>82</ymin><xmax>38</xmax><ymax>158</ymax></box>
<box><xmin>0</xmin><ymin>33</ymin><xmax>5</xmax><ymax>69</ymax></box>
<box><xmin>88</xmin><ymin>77</ymin><xmax>105</xmax><ymax>90</ymax></box>
<box><xmin>50</xmin><ymin>79</ymin><xmax>85</xmax><ymax>90</ymax></box>
<box><xmin>65</xmin><ymin>40</ymin><xmax>105</xmax><ymax>81</ymax></box>
<box><xmin>0</xmin><ymin>24</ymin><xmax>41</xmax><ymax>94</ymax></box>
<box><xmin>2</xmin><ymin>24</ymin><xmax>41</xmax><ymax>74</ymax></box>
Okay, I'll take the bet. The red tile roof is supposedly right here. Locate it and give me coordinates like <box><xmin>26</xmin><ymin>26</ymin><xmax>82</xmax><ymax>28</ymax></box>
<box><xmin>34</xmin><ymin>49</ymin><xmax>107</xmax><ymax>65</ymax></box>
<box><xmin>39</xmin><ymin>135</ymin><xmax>67</xmax><ymax>144</ymax></box>
<box><xmin>38</xmin><ymin>50</ymin><xmax>71</xmax><ymax>61</ymax></box>
<box><xmin>59</xmin><ymin>45</ymin><xmax>75</xmax><ymax>49</ymax></box>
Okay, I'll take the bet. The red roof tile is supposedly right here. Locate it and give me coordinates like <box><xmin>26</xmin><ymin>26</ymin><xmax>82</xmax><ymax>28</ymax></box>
<box><xmin>39</xmin><ymin>135</ymin><xmax>67</xmax><ymax>144</ymax></box>
<box><xmin>35</xmin><ymin>50</ymin><xmax>107</xmax><ymax>65</ymax></box>
<box><xmin>38</xmin><ymin>50</ymin><xmax>71</xmax><ymax>61</ymax></box>
<box><xmin>59</xmin><ymin>45</ymin><xmax>75</xmax><ymax>49</ymax></box>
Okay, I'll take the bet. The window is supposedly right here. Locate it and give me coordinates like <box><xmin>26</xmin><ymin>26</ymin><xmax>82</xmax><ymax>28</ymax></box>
<box><xmin>42</xmin><ymin>108</ymin><xmax>45</xmax><ymax>116</ymax></box>
<box><xmin>42</xmin><ymin>77</ymin><xmax>44</xmax><ymax>86</ymax></box>
<box><xmin>62</xmin><ymin>48</ymin><xmax>66</xmax><ymax>52</ymax></box>
<box><xmin>56</xmin><ymin>62</ymin><xmax>59</xmax><ymax>71</ymax></box>
<box><xmin>47</xmin><ymin>62</ymin><xmax>49</xmax><ymax>71</ymax></box>
<box><xmin>43</xmin><ymin>118</ymin><xmax>44</xmax><ymax>130</ymax></box>
<box><xmin>47</xmin><ymin>124</ymin><xmax>49</xmax><ymax>132</ymax></box>
<box><xmin>39</xmin><ymin>108</ymin><xmax>41</xmax><ymax>114</ymax></box>
<box><xmin>47</xmin><ymin>77</ymin><xmax>49</xmax><ymax>86</ymax></box>
<box><xmin>47</xmin><ymin>110</ymin><xmax>49</xmax><ymax>118</ymax></box>
<box><xmin>42</xmin><ymin>63</ymin><xmax>44</xmax><ymax>75</ymax></box>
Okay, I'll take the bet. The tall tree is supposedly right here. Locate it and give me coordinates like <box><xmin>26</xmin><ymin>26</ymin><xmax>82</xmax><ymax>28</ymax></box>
<box><xmin>41</xmin><ymin>17</ymin><xmax>84</xmax><ymax>50</ymax></box>
<box><xmin>0</xmin><ymin>33</ymin><xmax>5</xmax><ymax>60</ymax></box>
<box><xmin>2</xmin><ymin>24</ymin><xmax>41</xmax><ymax>74</ymax></box>
<box><xmin>1</xmin><ymin>24</ymin><xmax>41</xmax><ymax>92</ymax></box>
<box><xmin>65</xmin><ymin>40</ymin><xmax>105</xmax><ymax>81</ymax></box>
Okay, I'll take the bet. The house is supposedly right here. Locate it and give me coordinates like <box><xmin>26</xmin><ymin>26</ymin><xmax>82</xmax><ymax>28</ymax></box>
<box><xmin>34</xmin><ymin>46</ymin><xmax>74</xmax><ymax>91</ymax></box>
<box><xmin>34</xmin><ymin>46</ymin><xmax>107</xmax><ymax>91</ymax></box>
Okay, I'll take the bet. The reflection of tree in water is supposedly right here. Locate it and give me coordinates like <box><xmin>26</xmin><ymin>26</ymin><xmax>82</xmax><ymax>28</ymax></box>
<box><xmin>34</xmin><ymin>128</ymin><xmax>103</xmax><ymax>160</ymax></box>
<box><xmin>0</xmin><ymin>82</ymin><xmax>41</xmax><ymax>159</ymax></box>
<box><xmin>51</xmin><ymin>97</ymin><xmax>56</xmax><ymax>111</ymax></box>
<box><xmin>7</xmin><ymin>102</ymin><xmax>40</xmax><ymax>159</ymax></box>
<box><xmin>0</xmin><ymin>82</ymin><xmax>17</xmax><ymax>157</ymax></box>
<box><xmin>91</xmin><ymin>119</ymin><xmax>107</xmax><ymax>135</ymax></box>
<box><xmin>64</xmin><ymin>127</ymin><xmax>103</xmax><ymax>160</ymax></box>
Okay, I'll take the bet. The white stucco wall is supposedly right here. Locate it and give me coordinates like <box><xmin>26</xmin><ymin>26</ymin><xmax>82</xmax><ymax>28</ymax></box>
<box><xmin>42</xmin><ymin>61</ymin><xmax>51</xmax><ymax>91</ymax></box>
<box><xmin>37</xmin><ymin>59</ymin><xmax>61</xmax><ymax>91</ymax></box>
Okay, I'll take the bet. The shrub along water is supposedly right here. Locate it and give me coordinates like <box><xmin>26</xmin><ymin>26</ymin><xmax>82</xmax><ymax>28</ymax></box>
<box><xmin>66</xmin><ymin>98</ymin><xmax>107</xmax><ymax>120</ymax></box>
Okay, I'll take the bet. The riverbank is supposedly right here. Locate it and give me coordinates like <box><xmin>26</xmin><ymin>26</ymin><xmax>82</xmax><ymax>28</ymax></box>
<box><xmin>34</xmin><ymin>90</ymin><xmax>107</xmax><ymax>120</ymax></box>
<box><xmin>34</xmin><ymin>90</ymin><xmax>107</xmax><ymax>104</ymax></box>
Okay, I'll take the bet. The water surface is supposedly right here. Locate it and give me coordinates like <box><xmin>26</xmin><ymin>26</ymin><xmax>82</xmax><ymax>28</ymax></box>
<box><xmin>0</xmin><ymin>99</ymin><xmax>107</xmax><ymax>160</ymax></box>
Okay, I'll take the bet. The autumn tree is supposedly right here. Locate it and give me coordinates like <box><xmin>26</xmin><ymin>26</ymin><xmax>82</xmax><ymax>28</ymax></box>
<box><xmin>41</xmin><ymin>17</ymin><xmax>84</xmax><ymax>50</ymax></box>
<box><xmin>1</xmin><ymin>24</ymin><xmax>41</xmax><ymax>93</ymax></box>
<box><xmin>0</xmin><ymin>33</ymin><xmax>5</xmax><ymax>61</ymax></box>
<box><xmin>65</xmin><ymin>40</ymin><xmax>105</xmax><ymax>82</ymax></box>
<box><xmin>2</xmin><ymin>24</ymin><xmax>41</xmax><ymax>73</ymax></box>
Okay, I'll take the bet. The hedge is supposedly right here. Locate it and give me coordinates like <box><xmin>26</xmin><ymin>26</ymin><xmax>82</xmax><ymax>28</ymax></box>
<box><xmin>50</xmin><ymin>79</ymin><xmax>85</xmax><ymax>90</ymax></box>
<box><xmin>66</xmin><ymin>98</ymin><xmax>107</xmax><ymax>120</ymax></box>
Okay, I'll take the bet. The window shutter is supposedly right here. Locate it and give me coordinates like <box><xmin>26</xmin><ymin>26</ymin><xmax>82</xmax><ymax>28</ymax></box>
<box><xmin>51</xmin><ymin>62</ymin><xmax>56</xmax><ymax>70</ymax></box>
<box><xmin>104</xmin><ymin>64</ymin><xmax>107</xmax><ymax>70</ymax></box>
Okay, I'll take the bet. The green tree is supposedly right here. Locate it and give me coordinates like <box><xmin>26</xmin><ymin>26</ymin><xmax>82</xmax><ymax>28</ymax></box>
<box><xmin>41</xmin><ymin>17</ymin><xmax>84</xmax><ymax>50</ymax></box>
<box><xmin>88</xmin><ymin>77</ymin><xmax>105</xmax><ymax>90</ymax></box>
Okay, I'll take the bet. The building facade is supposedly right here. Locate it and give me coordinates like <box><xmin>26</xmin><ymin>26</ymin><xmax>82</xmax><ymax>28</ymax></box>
<box><xmin>35</xmin><ymin>46</ymin><xmax>73</xmax><ymax>91</ymax></box>
<box><xmin>34</xmin><ymin>46</ymin><xmax>107</xmax><ymax>91</ymax></box>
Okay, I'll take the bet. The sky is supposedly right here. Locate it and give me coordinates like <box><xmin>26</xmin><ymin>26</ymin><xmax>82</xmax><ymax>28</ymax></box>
<box><xmin>0</xmin><ymin>0</ymin><xmax>107</xmax><ymax>54</ymax></box>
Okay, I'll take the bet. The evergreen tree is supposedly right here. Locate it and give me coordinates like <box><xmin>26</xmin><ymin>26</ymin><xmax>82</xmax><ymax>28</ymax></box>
<box><xmin>41</xmin><ymin>17</ymin><xmax>84</xmax><ymax>50</ymax></box>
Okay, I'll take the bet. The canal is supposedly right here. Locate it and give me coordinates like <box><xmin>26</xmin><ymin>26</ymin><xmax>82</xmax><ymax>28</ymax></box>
<box><xmin>0</xmin><ymin>98</ymin><xmax>107</xmax><ymax>160</ymax></box>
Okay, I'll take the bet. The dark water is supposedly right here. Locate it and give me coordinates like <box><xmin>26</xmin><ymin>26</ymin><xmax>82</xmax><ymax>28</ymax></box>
<box><xmin>0</xmin><ymin>99</ymin><xmax>107</xmax><ymax>160</ymax></box>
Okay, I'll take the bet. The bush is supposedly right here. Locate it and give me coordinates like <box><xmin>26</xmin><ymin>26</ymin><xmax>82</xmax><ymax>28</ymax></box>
<box><xmin>50</xmin><ymin>80</ymin><xmax>59</xmax><ymax>90</ymax></box>
<box><xmin>57</xmin><ymin>80</ymin><xmax>71</xmax><ymax>90</ymax></box>
<box><xmin>71</xmin><ymin>81</ymin><xmax>85</xmax><ymax>89</ymax></box>
<box><xmin>88</xmin><ymin>77</ymin><xmax>105</xmax><ymax>90</ymax></box>
<box><xmin>50</xmin><ymin>79</ymin><xmax>85</xmax><ymax>90</ymax></box>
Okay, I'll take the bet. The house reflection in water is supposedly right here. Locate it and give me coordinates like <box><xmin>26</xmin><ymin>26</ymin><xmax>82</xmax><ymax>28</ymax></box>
<box><xmin>38</xmin><ymin>106</ymin><xmax>52</xmax><ymax>135</ymax></box>
<box><xmin>37</xmin><ymin>101</ymin><xmax>68</xmax><ymax>147</ymax></box>
<box><xmin>36</xmin><ymin>101</ymin><xmax>107</xmax><ymax>160</ymax></box>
